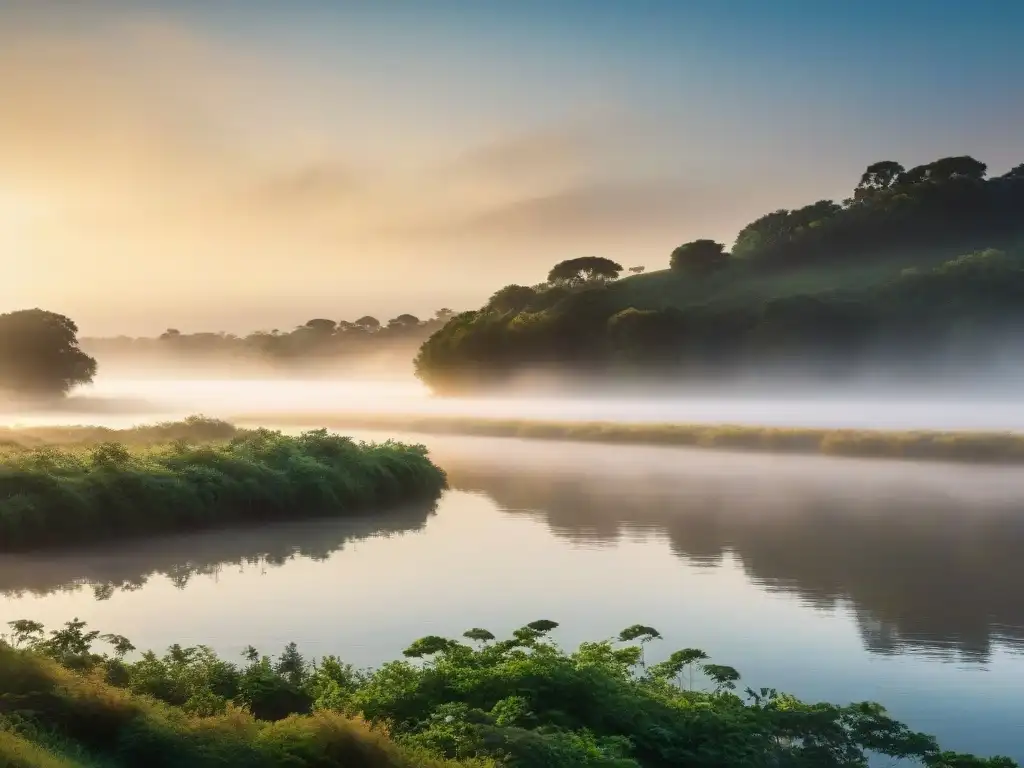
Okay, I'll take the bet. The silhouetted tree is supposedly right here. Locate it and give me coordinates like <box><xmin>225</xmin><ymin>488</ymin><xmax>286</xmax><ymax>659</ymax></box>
<box><xmin>1001</xmin><ymin>163</ymin><xmax>1024</xmax><ymax>180</ymax></box>
<box><xmin>387</xmin><ymin>314</ymin><xmax>421</xmax><ymax>330</ymax></box>
<box><xmin>0</xmin><ymin>309</ymin><xmax>97</xmax><ymax>397</ymax></box>
<box><xmin>547</xmin><ymin>257</ymin><xmax>623</xmax><ymax>286</ymax></box>
<box><xmin>303</xmin><ymin>318</ymin><xmax>337</xmax><ymax>334</ymax></box>
<box><xmin>856</xmin><ymin>160</ymin><xmax>905</xmax><ymax>193</ymax></box>
<box><xmin>628</xmin><ymin>265</ymin><xmax>645</xmax><ymax>274</ymax></box>
<box><xmin>669</xmin><ymin>240</ymin><xmax>728</xmax><ymax>275</ymax></box>
<box><xmin>354</xmin><ymin>316</ymin><xmax>381</xmax><ymax>332</ymax></box>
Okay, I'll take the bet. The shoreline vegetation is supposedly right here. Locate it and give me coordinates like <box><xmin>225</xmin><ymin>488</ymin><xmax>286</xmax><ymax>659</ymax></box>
<box><xmin>0</xmin><ymin>418</ymin><xmax>447</xmax><ymax>552</ymax></box>
<box><xmin>234</xmin><ymin>412</ymin><xmax>1024</xmax><ymax>465</ymax></box>
<box><xmin>1</xmin><ymin>619</ymin><xmax>1014</xmax><ymax>768</ymax></box>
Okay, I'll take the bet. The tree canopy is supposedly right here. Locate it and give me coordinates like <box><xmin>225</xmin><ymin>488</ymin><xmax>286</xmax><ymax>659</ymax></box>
<box><xmin>669</xmin><ymin>240</ymin><xmax>728</xmax><ymax>275</ymax></box>
<box><xmin>547</xmin><ymin>256</ymin><xmax>623</xmax><ymax>285</ymax></box>
<box><xmin>0</xmin><ymin>309</ymin><xmax>97</xmax><ymax>397</ymax></box>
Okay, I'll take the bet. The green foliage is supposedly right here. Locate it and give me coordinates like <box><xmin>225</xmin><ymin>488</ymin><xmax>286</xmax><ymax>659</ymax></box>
<box><xmin>0</xmin><ymin>420</ymin><xmax>447</xmax><ymax>551</ymax></box>
<box><xmin>2</xmin><ymin>620</ymin><xmax>1015</xmax><ymax>767</ymax></box>
<box><xmin>416</xmin><ymin>245</ymin><xmax>1024</xmax><ymax>392</ymax></box>
<box><xmin>0</xmin><ymin>642</ymin><xmax>486</xmax><ymax>768</ymax></box>
<box><xmin>0</xmin><ymin>310</ymin><xmax>96</xmax><ymax>398</ymax></box>
<box><xmin>414</xmin><ymin>154</ymin><xmax>1024</xmax><ymax>393</ymax></box>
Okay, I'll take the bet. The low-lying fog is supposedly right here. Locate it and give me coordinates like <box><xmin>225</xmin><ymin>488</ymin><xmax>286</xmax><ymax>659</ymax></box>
<box><xmin>5</xmin><ymin>371</ymin><xmax>1024</xmax><ymax>431</ymax></box>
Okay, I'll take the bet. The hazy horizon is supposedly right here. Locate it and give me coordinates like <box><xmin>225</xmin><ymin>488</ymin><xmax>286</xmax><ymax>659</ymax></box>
<box><xmin>2</xmin><ymin>0</ymin><xmax>1023</xmax><ymax>335</ymax></box>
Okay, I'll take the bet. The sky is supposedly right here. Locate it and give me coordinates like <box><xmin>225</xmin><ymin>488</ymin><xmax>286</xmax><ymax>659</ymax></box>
<box><xmin>1</xmin><ymin>0</ymin><xmax>1022</xmax><ymax>336</ymax></box>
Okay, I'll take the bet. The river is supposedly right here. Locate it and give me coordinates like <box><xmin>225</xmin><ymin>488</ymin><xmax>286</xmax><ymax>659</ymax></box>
<box><xmin>1</xmin><ymin>430</ymin><xmax>1023</xmax><ymax>761</ymax></box>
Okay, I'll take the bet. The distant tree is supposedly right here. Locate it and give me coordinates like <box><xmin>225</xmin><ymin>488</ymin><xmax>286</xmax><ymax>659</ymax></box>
<box><xmin>547</xmin><ymin>257</ymin><xmax>623</xmax><ymax>286</ymax></box>
<box><xmin>0</xmin><ymin>309</ymin><xmax>97</xmax><ymax>397</ymax></box>
<box><xmin>669</xmin><ymin>240</ymin><xmax>728</xmax><ymax>276</ymax></box>
<box><xmin>387</xmin><ymin>314</ymin><xmax>421</xmax><ymax>330</ymax></box>
<box><xmin>487</xmin><ymin>284</ymin><xmax>538</xmax><ymax>313</ymax></box>
<box><xmin>902</xmin><ymin>156</ymin><xmax>987</xmax><ymax>185</ymax></box>
<box><xmin>160</xmin><ymin>328</ymin><xmax>181</xmax><ymax>340</ymax></box>
<box><xmin>303</xmin><ymin>318</ymin><xmax>337</xmax><ymax>334</ymax></box>
<box><xmin>628</xmin><ymin>266</ymin><xmax>645</xmax><ymax>275</ymax></box>
<box><xmin>856</xmin><ymin>161</ymin><xmax>905</xmax><ymax>193</ymax></box>
<box><xmin>434</xmin><ymin>308</ymin><xmax>456</xmax><ymax>321</ymax></box>
<box><xmin>354</xmin><ymin>316</ymin><xmax>381</xmax><ymax>332</ymax></box>
<box><xmin>1000</xmin><ymin>163</ymin><xmax>1024</xmax><ymax>180</ymax></box>
<box><xmin>926</xmin><ymin>155</ymin><xmax>987</xmax><ymax>182</ymax></box>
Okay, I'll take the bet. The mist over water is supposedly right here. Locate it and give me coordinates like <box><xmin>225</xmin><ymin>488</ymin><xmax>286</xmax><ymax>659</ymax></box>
<box><xmin>10</xmin><ymin>371</ymin><xmax>1024</xmax><ymax>431</ymax></box>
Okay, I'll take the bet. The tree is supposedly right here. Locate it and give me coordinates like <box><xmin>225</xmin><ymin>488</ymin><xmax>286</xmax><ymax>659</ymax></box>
<box><xmin>902</xmin><ymin>156</ymin><xmax>987</xmax><ymax>185</ymax></box>
<box><xmin>669</xmin><ymin>240</ymin><xmax>728</xmax><ymax>275</ymax></box>
<box><xmin>353</xmin><ymin>316</ymin><xmax>381</xmax><ymax>332</ymax></box>
<box><xmin>628</xmin><ymin>265</ymin><xmax>645</xmax><ymax>274</ymax></box>
<box><xmin>434</xmin><ymin>308</ymin><xmax>456</xmax><ymax>321</ymax></box>
<box><xmin>487</xmin><ymin>284</ymin><xmax>537</xmax><ymax>313</ymax></box>
<box><xmin>303</xmin><ymin>318</ymin><xmax>337</xmax><ymax>334</ymax></box>
<box><xmin>387</xmin><ymin>314</ymin><xmax>421</xmax><ymax>330</ymax></box>
<box><xmin>547</xmin><ymin>257</ymin><xmax>623</xmax><ymax>286</ymax></box>
<box><xmin>0</xmin><ymin>309</ymin><xmax>97</xmax><ymax>397</ymax></box>
<box><xmin>857</xmin><ymin>160</ymin><xmax>905</xmax><ymax>193</ymax></box>
<box><xmin>1000</xmin><ymin>163</ymin><xmax>1024</xmax><ymax>180</ymax></box>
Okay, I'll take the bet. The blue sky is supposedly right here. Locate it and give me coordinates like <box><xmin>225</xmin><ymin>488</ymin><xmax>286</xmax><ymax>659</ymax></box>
<box><xmin>1</xmin><ymin>0</ymin><xmax>1022</xmax><ymax>333</ymax></box>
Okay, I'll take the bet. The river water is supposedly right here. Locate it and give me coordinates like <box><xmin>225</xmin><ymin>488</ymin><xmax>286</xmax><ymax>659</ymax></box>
<box><xmin>1</xmin><ymin>430</ymin><xmax>1023</xmax><ymax>761</ymax></box>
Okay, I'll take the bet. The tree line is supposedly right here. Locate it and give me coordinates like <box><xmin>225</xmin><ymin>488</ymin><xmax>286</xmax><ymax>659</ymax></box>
<box><xmin>414</xmin><ymin>155</ymin><xmax>1024</xmax><ymax>392</ymax></box>
<box><xmin>84</xmin><ymin>309</ymin><xmax>457</xmax><ymax>364</ymax></box>
<box><xmin>0</xmin><ymin>307</ymin><xmax>457</xmax><ymax>399</ymax></box>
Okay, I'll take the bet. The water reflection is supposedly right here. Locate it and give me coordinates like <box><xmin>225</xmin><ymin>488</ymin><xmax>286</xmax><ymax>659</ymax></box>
<box><xmin>3</xmin><ymin>434</ymin><xmax>1024</xmax><ymax>666</ymax></box>
<box><xmin>430</xmin><ymin>438</ymin><xmax>1024</xmax><ymax>663</ymax></box>
<box><xmin>0</xmin><ymin>504</ymin><xmax>435</xmax><ymax>601</ymax></box>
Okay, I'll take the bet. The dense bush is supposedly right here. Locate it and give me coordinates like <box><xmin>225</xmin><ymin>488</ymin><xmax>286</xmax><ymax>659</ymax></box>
<box><xmin>0</xmin><ymin>421</ymin><xmax>447</xmax><ymax>551</ymax></box>
<box><xmin>0</xmin><ymin>639</ymin><xmax>484</xmax><ymax>768</ymax></box>
<box><xmin>1</xmin><ymin>620</ymin><xmax>1015</xmax><ymax>767</ymax></box>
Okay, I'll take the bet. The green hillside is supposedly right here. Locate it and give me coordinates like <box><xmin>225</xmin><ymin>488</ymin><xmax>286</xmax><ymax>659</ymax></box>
<box><xmin>416</xmin><ymin>155</ymin><xmax>1024</xmax><ymax>394</ymax></box>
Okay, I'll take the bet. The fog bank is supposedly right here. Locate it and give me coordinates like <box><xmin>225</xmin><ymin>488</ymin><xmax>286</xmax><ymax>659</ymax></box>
<box><xmin>0</xmin><ymin>372</ymin><xmax>1018</xmax><ymax>432</ymax></box>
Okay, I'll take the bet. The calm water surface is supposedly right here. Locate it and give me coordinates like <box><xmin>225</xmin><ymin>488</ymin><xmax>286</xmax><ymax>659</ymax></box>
<box><xmin>2</xmin><ymin>434</ymin><xmax>1024</xmax><ymax>761</ymax></box>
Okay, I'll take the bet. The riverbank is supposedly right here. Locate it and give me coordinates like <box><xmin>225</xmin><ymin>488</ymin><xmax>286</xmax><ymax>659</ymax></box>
<box><xmin>234</xmin><ymin>412</ymin><xmax>1024</xmax><ymax>464</ymax></box>
<box><xmin>0</xmin><ymin>420</ymin><xmax>447</xmax><ymax>551</ymax></box>
<box><xmin>1</xmin><ymin>618</ymin><xmax>1013</xmax><ymax>767</ymax></box>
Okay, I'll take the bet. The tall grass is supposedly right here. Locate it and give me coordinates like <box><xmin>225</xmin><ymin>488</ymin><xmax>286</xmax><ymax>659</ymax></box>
<box><xmin>236</xmin><ymin>412</ymin><xmax>1024</xmax><ymax>464</ymax></box>
<box><xmin>0</xmin><ymin>422</ymin><xmax>447</xmax><ymax>552</ymax></box>
<box><xmin>0</xmin><ymin>647</ymin><xmax>488</xmax><ymax>768</ymax></box>
<box><xmin>0</xmin><ymin>416</ymin><xmax>239</xmax><ymax>450</ymax></box>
